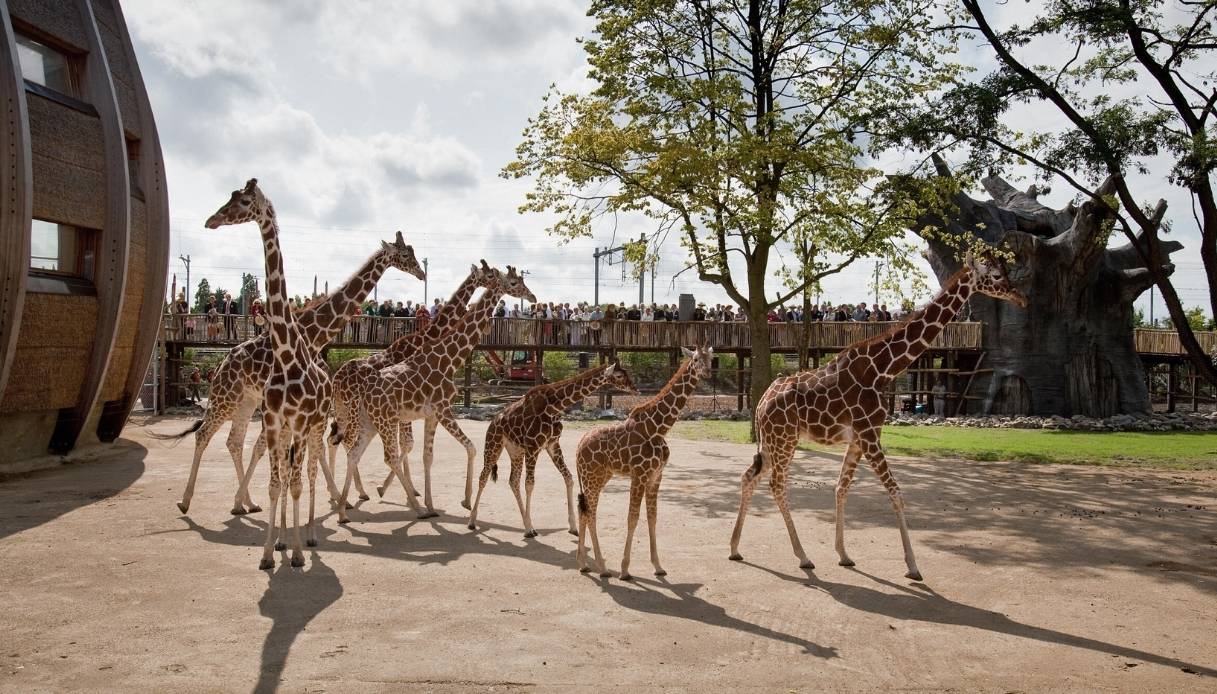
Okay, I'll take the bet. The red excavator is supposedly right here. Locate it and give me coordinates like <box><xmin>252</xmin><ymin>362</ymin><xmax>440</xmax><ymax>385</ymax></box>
<box><xmin>483</xmin><ymin>350</ymin><xmax>542</xmax><ymax>384</ymax></box>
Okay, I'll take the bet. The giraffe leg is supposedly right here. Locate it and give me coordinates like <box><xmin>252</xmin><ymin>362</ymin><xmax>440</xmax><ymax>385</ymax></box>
<box><xmin>288</xmin><ymin>444</ymin><xmax>305</xmax><ymax>567</ymax></box>
<box><xmin>860</xmin><ymin>433</ymin><xmax>922</xmax><ymax>580</ymax></box>
<box><xmin>646</xmin><ymin>471</ymin><xmax>665</xmax><ymax>576</ymax></box>
<box><xmin>306</xmin><ymin>428</ymin><xmax>323</xmax><ymax>547</ymax></box>
<box><xmin>770</xmin><ymin>457</ymin><xmax>813</xmax><ymax>569</ymax></box>
<box><xmin>236</xmin><ymin>425</ymin><xmax>266</xmax><ymax>514</ymax></box>
<box><xmin>336</xmin><ymin>428</ymin><xmax>373</xmax><ymax>524</ymax></box>
<box><xmin>619</xmin><ymin>474</ymin><xmax>645</xmax><ymax>580</ymax></box>
<box><xmin>522</xmin><ymin>451</ymin><xmax>540</xmax><ymax>538</ymax></box>
<box><xmin>583</xmin><ymin>477</ymin><xmax>611</xmax><ymax>577</ymax></box>
<box><xmin>468</xmin><ymin>424</ymin><xmax>504</xmax><ymax>531</ymax></box>
<box><xmin>224</xmin><ymin>398</ymin><xmax>260</xmax><ymax>513</ymax></box>
<box><xmin>259</xmin><ymin>432</ymin><xmax>284</xmax><ymax>570</ymax></box>
<box><xmin>728</xmin><ymin>449</ymin><xmax>769</xmax><ymax>561</ymax></box>
<box><xmin>177</xmin><ymin>410</ymin><xmax>227</xmax><ymax>514</ymax></box>
<box><xmin>545</xmin><ymin>440</ymin><xmax>578</xmax><ymax>535</ymax></box>
<box><xmin>834</xmin><ymin>441</ymin><xmax>863</xmax><ymax>567</ymax></box>
<box><xmin>382</xmin><ymin>419</ymin><xmax>426</xmax><ymax>518</ymax></box>
<box><xmin>506</xmin><ymin>450</ymin><xmax>528</xmax><ymax>534</ymax></box>
<box><xmin>436</xmin><ymin>407</ymin><xmax>477</xmax><ymax>509</ymax></box>
<box><xmin>420</xmin><ymin>417</ymin><xmax>439</xmax><ymax>517</ymax></box>
<box><xmin>311</xmin><ymin>424</ymin><xmax>339</xmax><ymax>507</ymax></box>
<box><xmin>274</xmin><ymin>478</ymin><xmax>288</xmax><ymax>551</ymax></box>
<box><xmin>378</xmin><ymin>422</ymin><xmax>418</xmax><ymax>498</ymax></box>
<box><xmin>351</xmin><ymin>452</ymin><xmax>371</xmax><ymax>501</ymax></box>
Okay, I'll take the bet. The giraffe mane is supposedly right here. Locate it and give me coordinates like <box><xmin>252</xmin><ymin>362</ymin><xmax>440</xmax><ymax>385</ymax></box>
<box><xmin>846</xmin><ymin>266</ymin><xmax>970</xmax><ymax>352</ymax></box>
<box><xmin>522</xmin><ymin>363</ymin><xmax>609</xmax><ymax>408</ymax></box>
<box><xmin>628</xmin><ymin>359</ymin><xmax>692</xmax><ymax>419</ymax></box>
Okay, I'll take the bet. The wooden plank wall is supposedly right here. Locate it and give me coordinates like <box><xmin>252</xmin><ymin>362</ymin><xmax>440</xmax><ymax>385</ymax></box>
<box><xmin>0</xmin><ymin>3</ymin><xmax>32</xmax><ymax>405</ymax></box>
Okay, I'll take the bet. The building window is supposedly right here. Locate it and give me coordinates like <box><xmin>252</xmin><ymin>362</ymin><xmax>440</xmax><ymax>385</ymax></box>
<box><xmin>29</xmin><ymin>219</ymin><xmax>98</xmax><ymax>282</ymax></box>
<box><xmin>14</xmin><ymin>33</ymin><xmax>81</xmax><ymax>98</ymax></box>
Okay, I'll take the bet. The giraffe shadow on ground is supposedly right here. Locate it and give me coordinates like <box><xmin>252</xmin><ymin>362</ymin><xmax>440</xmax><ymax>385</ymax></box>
<box><xmin>253</xmin><ymin>551</ymin><xmax>343</xmax><ymax>694</ymax></box>
<box><xmin>583</xmin><ymin>573</ymin><xmax>838</xmax><ymax>659</ymax></box>
<box><xmin>657</xmin><ymin>448</ymin><xmax>1217</xmax><ymax>595</ymax></box>
<box><xmin>739</xmin><ymin>560</ymin><xmax>1216</xmax><ymax>678</ymax></box>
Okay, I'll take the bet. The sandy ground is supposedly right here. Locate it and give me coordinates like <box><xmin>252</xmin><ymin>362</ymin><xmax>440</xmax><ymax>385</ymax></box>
<box><xmin>1</xmin><ymin>416</ymin><xmax>1215</xmax><ymax>693</ymax></box>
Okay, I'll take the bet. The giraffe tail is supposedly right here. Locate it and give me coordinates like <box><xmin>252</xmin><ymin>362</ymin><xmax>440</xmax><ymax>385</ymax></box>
<box><xmin>578</xmin><ymin>492</ymin><xmax>588</xmax><ymax>516</ymax></box>
<box><xmin>747</xmin><ymin>451</ymin><xmax>764</xmax><ymax>478</ymax></box>
<box><xmin>327</xmin><ymin>421</ymin><xmax>344</xmax><ymax>446</ymax></box>
<box><xmin>147</xmin><ymin>419</ymin><xmax>203</xmax><ymax>441</ymax></box>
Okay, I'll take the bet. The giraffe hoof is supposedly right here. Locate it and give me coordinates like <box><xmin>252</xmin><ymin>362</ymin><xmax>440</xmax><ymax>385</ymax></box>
<box><xmin>358</xmin><ymin>493</ymin><xmax>371</xmax><ymax>501</ymax></box>
<box><xmin>568</xmin><ymin>529</ymin><xmax>578</xmax><ymax>536</ymax></box>
<box><xmin>422</xmin><ymin>511</ymin><xmax>439</xmax><ymax>519</ymax></box>
<box><xmin>246</xmin><ymin>505</ymin><xmax>262</xmax><ymax>514</ymax></box>
<box><xmin>599</xmin><ymin>570</ymin><xmax>612</xmax><ymax>578</ymax></box>
<box><xmin>344</xmin><ymin>503</ymin><xmax>354</xmax><ymax>510</ymax></box>
<box><xmin>654</xmin><ymin>569</ymin><xmax>667</xmax><ymax>577</ymax></box>
<box><xmin>619</xmin><ymin>572</ymin><xmax>633</xmax><ymax>581</ymax></box>
<box><xmin>176</xmin><ymin>501</ymin><xmax>189</xmax><ymax>514</ymax></box>
<box><xmin>838</xmin><ymin>558</ymin><xmax>855</xmax><ymax>567</ymax></box>
<box><xmin>799</xmin><ymin>559</ymin><xmax>815</xmax><ymax>570</ymax></box>
<box><xmin>275</xmin><ymin>542</ymin><xmax>287</xmax><ymax>551</ymax></box>
<box><xmin>259</xmin><ymin>558</ymin><xmax>275</xmax><ymax>571</ymax></box>
<box><xmin>905</xmin><ymin>570</ymin><xmax>924</xmax><ymax>581</ymax></box>
<box><xmin>306</xmin><ymin>539</ymin><xmax>317</xmax><ymax>548</ymax></box>
<box><xmin>579</xmin><ymin>566</ymin><xmax>590</xmax><ymax>574</ymax></box>
<box><xmin>460</xmin><ymin>500</ymin><xmax>471</xmax><ymax>510</ymax></box>
<box><xmin>467</xmin><ymin>523</ymin><xmax>477</xmax><ymax>531</ymax></box>
<box><xmin>338</xmin><ymin>517</ymin><xmax>350</xmax><ymax>525</ymax></box>
<box><xmin>290</xmin><ymin>554</ymin><xmax>305</xmax><ymax>568</ymax></box>
<box><xmin>230</xmin><ymin>507</ymin><xmax>248</xmax><ymax>516</ymax></box>
<box><xmin>413</xmin><ymin>490</ymin><xmax>420</xmax><ymax>497</ymax></box>
<box><xmin>728</xmin><ymin>553</ymin><xmax>743</xmax><ymax>561</ymax></box>
<box><xmin>375</xmin><ymin>486</ymin><xmax>386</xmax><ymax>498</ymax></box>
<box><xmin>524</xmin><ymin>529</ymin><xmax>539</xmax><ymax>539</ymax></box>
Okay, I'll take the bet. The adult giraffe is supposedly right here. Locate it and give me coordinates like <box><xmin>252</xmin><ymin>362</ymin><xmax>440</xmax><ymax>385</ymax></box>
<box><xmin>729</xmin><ymin>252</ymin><xmax>1027</xmax><ymax>580</ymax></box>
<box><xmin>333</xmin><ymin>266</ymin><xmax>536</xmax><ymax>522</ymax></box>
<box><xmin>203</xmin><ymin>178</ymin><xmax>361</xmax><ymax>569</ymax></box>
<box><xmin>170</xmin><ymin>232</ymin><xmax>424</xmax><ymax>515</ymax></box>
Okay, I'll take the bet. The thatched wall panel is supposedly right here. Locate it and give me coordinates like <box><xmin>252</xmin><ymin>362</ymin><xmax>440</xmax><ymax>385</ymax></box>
<box><xmin>7</xmin><ymin>0</ymin><xmax>87</xmax><ymax>49</ymax></box>
<box><xmin>27</xmin><ymin>94</ymin><xmax>104</xmax><ymax>168</ymax></box>
<box><xmin>99</xmin><ymin>343</ymin><xmax>129</xmax><ymax>399</ymax></box>
<box><xmin>0</xmin><ymin>345</ymin><xmax>91</xmax><ymax>412</ymax></box>
<box><xmin>9</xmin><ymin>293</ymin><xmax>96</xmax><ymax>347</ymax></box>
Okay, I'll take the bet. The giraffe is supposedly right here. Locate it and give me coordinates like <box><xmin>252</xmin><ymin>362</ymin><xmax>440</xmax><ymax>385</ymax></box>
<box><xmin>203</xmin><ymin>178</ymin><xmax>343</xmax><ymax>569</ymax></box>
<box><xmin>467</xmin><ymin>361</ymin><xmax>639</xmax><ymax>538</ymax></box>
<box><xmin>169</xmin><ymin>231</ymin><xmax>424</xmax><ymax>515</ymax></box>
<box><xmin>575</xmin><ymin>346</ymin><xmax>713</xmax><ymax>579</ymax></box>
<box><xmin>333</xmin><ymin>266</ymin><xmax>537</xmax><ymax>523</ymax></box>
<box><xmin>728</xmin><ymin>252</ymin><xmax>1027</xmax><ymax>580</ymax></box>
<box><xmin>327</xmin><ymin>260</ymin><xmax>498</xmax><ymax>504</ymax></box>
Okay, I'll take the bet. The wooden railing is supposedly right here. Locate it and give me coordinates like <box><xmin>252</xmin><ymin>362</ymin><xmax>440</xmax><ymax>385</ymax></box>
<box><xmin>1133</xmin><ymin>328</ymin><xmax>1217</xmax><ymax>356</ymax></box>
<box><xmin>160</xmin><ymin>314</ymin><xmax>985</xmax><ymax>352</ymax></box>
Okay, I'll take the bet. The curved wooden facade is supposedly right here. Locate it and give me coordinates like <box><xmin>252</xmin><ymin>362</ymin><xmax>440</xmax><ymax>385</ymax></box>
<box><xmin>0</xmin><ymin>0</ymin><xmax>168</xmax><ymax>464</ymax></box>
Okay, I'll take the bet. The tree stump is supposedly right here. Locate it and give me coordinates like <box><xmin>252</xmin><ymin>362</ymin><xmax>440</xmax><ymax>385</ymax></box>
<box><xmin>914</xmin><ymin>157</ymin><xmax>1183</xmax><ymax>416</ymax></box>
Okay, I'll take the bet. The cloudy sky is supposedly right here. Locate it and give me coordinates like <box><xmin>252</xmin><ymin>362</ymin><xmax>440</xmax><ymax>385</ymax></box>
<box><xmin>124</xmin><ymin>0</ymin><xmax>1209</xmax><ymax>318</ymax></box>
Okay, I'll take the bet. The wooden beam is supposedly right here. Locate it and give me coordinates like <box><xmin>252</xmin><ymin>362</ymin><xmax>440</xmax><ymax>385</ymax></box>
<box><xmin>96</xmin><ymin>0</ymin><xmax>170</xmax><ymax>442</ymax></box>
<box><xmin>49</xmin><ymin>0</ymin><xmax>130</xmax><ymax>453</ymax></box>
<box><xmin>0</xmin><ymin>4</ymin><xmax>32</xmax><ymax>406</ymax></box>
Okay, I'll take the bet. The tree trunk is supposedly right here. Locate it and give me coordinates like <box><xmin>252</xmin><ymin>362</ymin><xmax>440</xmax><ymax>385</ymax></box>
<box><xmin>747</xmin><ymin>263</ymin><xmax>774</xmax><ymax>442</ymax></box>
<box><xmin>916</xmin><ymin>161</ymin><xmax>1182</xmax><ymax>416</ymax></box>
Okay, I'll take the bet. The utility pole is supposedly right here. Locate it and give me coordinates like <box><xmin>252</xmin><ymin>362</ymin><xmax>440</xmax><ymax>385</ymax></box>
<box><xmin>593</xmin><ymin>246</ymin><xmax>600</xmax><ymax>306</ymax></box>
<box><xmin>179</xmin><ymin>254</ymin><xmax>191</xmax><ymax>308</ymax></box>
<box><xmin>638</xmin><ymin>233</ymin><xmax>646</xmax><ymax>305</ymax></box>
<box><xmin>423</xmin><ymin>257</ymin><xmax>429</xmax><ymax>305</ymax></box>
<box><xmin>873</xmin><ymin>261</ymin><xmax>881</xmax><ymax>305</ymax></box>
<box><xmin>1149</xmin><ymin>285</ymin><xmax>1155</xmax><ymax>326</ymax></box>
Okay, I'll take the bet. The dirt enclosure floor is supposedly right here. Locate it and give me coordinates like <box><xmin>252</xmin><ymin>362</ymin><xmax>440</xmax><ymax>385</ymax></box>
<box><xmin>1</xmin><ymin>416</ymin><xmax>1215</xmax><ymax>692</ymax></box>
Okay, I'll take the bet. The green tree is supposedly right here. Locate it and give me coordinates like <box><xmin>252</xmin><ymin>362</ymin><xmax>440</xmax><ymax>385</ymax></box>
<box><xmin>238</xmin><ymin>272</ymin><xmax>260</xmax><ymax>313</ymax></box>
<box><xmin>192</xmin><ymin>278</ymin><xmax>211</xmax><ymax>313</ymax></box>
<box><xmin>903</xmin><ymin>0</ymin><xmax>1217</xmax><ymax>386</ymax></box>
<box><xmin>1164</xmin><ymin>306</ymin><xmax>1211</xmax><ymax>333</ymax></box>
<box><xmin>506</xmin><ymin>0</ymin><xmax>958</xmax><ymax>417</ymax></box>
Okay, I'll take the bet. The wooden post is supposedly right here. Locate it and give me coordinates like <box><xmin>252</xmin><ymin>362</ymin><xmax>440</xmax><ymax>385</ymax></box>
<box><xmin>1191</xmin><ymin>371</ymin><xmax>1199</xmax><ymax>412</ymax></box>
<box><xmin>606</xmin><ymin>348</ymin><xmax>617</xmax><ymax>409</ymax></box>
<box><xmin>464</xmin><ymin>361</ymin><xmax>472</xmax><ymax>408</ymax></box>
<box><xmin>736</xmin><ymin>351</ymin><xmax>747</xmax><ymax>412</ymax></box>
<box><xmin>598</xmin><ymin>350</ymin><xmax>607</xmax><ymax>410</ymax></box>
<box><xmin>1167</xmin><ymin>363</ymin><xmax>1178</xmax><ymax>413</ymax></box>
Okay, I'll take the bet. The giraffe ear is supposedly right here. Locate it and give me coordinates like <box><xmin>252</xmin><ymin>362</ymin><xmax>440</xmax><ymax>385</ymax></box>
<box><xmin>395</xmin><ymin>230</ymin><xmax>406</xmax><ymax>246</ymax></box>
<box><xmin>681</xmin><ymin>346</ymin><xmax>695</xmax><ymax>358</ymax></box>
<box><xmin>381</xmin><ymin>240</ymin><xmax>392</xmax><ymax>252</ymax></box>
<box><xmin>605</xmin><ymin>363</ymin><xmax>616</xmax><ymax>377</ymax></box>
<box><xmin>243</xmin><ymin>178</ymin><xmax>258</xmax><ymax>193</ymax></box>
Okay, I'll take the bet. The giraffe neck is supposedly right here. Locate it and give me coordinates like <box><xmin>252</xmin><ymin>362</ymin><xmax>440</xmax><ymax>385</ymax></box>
<box><xmin>429</xmin><ymin>271</ymin><xmax>483</xmax><ymax>334</ymax></box>
<box><xmin>630</xmin><ymin>360</ymin><xmax>699</xmax><ymax>437</ymax></box>
<box><xmin>255</xmin><ymin>204</ymin><xmax>292</xmax><ymax>351</ymax></box>
<box><xmin>873</xmin><ymin>267</ymin><xmax>974</xmax><ymax>377</ymax></box>
<box><xmin>541</xmin><ymin>364</ymin><xmax>611</xmax><ymax>417</ymax></box>
<box><xmin>432</xmin><ymin>283</ymin><xmax>504</xmax><ymax>375</ymax></box>
<box><xmin>380</xmin><ymin>271</ymin><xmax>488</xmax><ymax>365</ymax></box>
<box><xmin>296</xmin><ymin>251</ymin><xmax>393</xmax><ymax>353</ymax></box>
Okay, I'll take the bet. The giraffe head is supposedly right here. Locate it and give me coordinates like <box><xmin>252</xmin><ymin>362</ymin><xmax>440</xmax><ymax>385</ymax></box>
<box><xmin>494</xmin><ymin>265</ymin><xmax>537</xmax><ymax>303</ymax></box>
<box><xmin>603</xmin><ymin>361</ymin><xmax>639</xmax><ymax>394</ymax></box>
<box><xmin>205</xmin><ymin>178</ymin><xmax>268</xmax><ymax>228</ymax></box>
<box><xmin>965</xmin><ymin>250</ymin><xmax>1028</xmax><ymax>309</ymax></box>
<box><xmin>473</xmin><ymin>259</ymin><xmax>498</xmax><ymax>289</ymax></box>
<box><xmin>680</xmin><ymin>345</ymin><xmax>714</xmax><ymax>379</ymax></box>
<box><xmin>380</xmin><ymin>231</ymin><xmax>426</xmax><ymax>280</ymax></box>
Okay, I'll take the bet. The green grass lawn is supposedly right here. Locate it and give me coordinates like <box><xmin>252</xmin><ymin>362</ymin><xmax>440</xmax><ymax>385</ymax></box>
<box><xmin>568</xmin><ymin>420</ymin><xmax>1217</xmax><ymax>470</ymax></box>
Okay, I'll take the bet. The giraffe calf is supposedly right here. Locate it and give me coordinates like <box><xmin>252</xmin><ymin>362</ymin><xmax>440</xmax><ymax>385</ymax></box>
<box><xmin>575</xmin><ymin>347</ymin><xmax>712</xmax><ymax>580</ymax></box>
